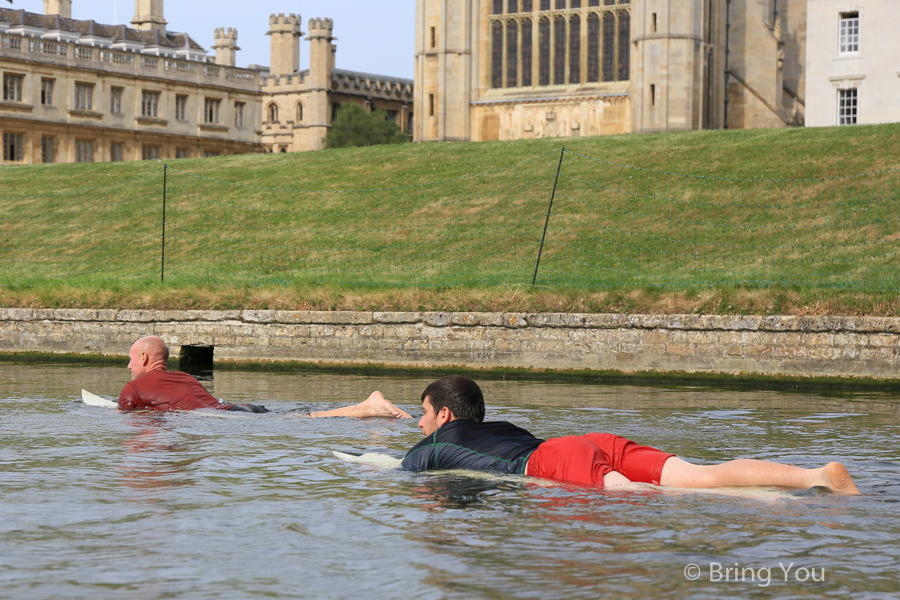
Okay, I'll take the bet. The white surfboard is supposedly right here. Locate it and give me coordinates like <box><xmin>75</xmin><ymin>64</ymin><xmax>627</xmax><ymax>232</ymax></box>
<box><xmin>332</xmin><ymin>451</ymin><xmax>798</xmax><ymax>498</ymax></box>
<box><xmin>80</xmin><ymin>389</ymin><xmax>244</xmax><ymax>418</ymax></box>
<box><xmin>82</xmin><ymin>389</ymin><xmax>118</xmax><ymax>408</ymax></box>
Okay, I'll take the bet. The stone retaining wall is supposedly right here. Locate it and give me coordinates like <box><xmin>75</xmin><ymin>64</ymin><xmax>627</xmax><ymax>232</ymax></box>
<box><xmin>1</xmin><ymin>308</ymin><xmax>899</xmax><ymax>379</ymax></box>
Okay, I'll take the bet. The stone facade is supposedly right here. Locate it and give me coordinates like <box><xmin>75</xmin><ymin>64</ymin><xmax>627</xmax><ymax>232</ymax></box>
<box><xmin>805</xmin><ymin>0</ymin><xmax>900</xmax><ymax>127</ymax></box>
<box><xmin>414</xmin><ymin>0</ymin><xmax>806</xmax><ymax>142</ymax></box>
<box><xmin>0</xmin><ymin>0</ymin><xmax>261</xmax><ymax>164</ymax></box>
<box><xmin>0</xmin><ymin>2</ymin><xmax>415</xmax><ymax>164</ymax></box>
<box><xmin>2</xmin><ymin>308</ymin><xmax>898</xmax><ymax>380</ymax></box>
<box><xmin>261</xmin><ymin>15</ymin><xmax>414</xmax><ymax>154</ymax></box>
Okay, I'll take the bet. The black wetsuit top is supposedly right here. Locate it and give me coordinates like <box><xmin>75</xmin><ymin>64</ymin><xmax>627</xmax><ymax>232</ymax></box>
<box><xmin>401</xmin><ymin>420</ymin><xmax>544</xmax><ymax>475</ymax></box>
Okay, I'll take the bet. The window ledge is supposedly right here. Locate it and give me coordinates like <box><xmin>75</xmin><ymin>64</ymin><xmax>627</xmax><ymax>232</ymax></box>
<box><xmin>69</xmin><ymin>109</ymin><xmax>103</xmax><ymax>119</ymax></box>
<box><xmin>136</xmin><ymin>116</ymin><xmax>169</xmax><ymax>126</ymax></box>
<box><xmin>199</xmin><ymin>123</ymin><xmax>229</xmax><ymax>132</ymax></box>
<box><xmin>0</xmin><ymin>101</ymin><xmax>34</xmax><ymax>113</ymax></box>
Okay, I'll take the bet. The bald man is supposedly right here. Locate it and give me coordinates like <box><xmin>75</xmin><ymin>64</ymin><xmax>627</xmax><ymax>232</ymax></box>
<box><xmin>119</xmin><ymin>336</ymin><xmax>411</xmax><ymax>418</ymax></box>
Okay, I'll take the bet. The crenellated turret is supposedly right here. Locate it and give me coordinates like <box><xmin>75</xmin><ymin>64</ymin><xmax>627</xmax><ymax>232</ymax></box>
<box><xmin>306</xmin><ymin>17</ymin><xmax>335</xmax><ymax>151</ymax></box>
<box><xmin>267</xmin><ymin>13</ymin><xmax>303</xmax><ymax>77</ymax></box>
<box><xmin>212</xmin><ymin>27</ymin><xmax>240</xmax><ymax>67</ymax></box>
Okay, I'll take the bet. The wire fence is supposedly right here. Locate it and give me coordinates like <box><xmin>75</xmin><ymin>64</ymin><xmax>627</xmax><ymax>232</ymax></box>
<box><xmin>2</xmin><ymin>148</ymin><xmax>899</xmax><ymax>291</ymax></box>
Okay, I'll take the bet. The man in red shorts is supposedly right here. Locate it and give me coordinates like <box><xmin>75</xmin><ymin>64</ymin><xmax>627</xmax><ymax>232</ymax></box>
<box><xmin>400</xmin><ymin>376</ymin><xmax>860</xmax><ymax>494</ymax></box>
<box><xmin>120</xmin><ymin>336</ymin><xmax>411</xmax><ymax>418</ymax></box>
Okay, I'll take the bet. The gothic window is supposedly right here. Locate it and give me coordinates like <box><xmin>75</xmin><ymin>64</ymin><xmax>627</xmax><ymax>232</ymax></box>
<box><xmin>493</xmin><ymin>0</ymin><xmax>503</xmax><ymax>14</ymax></box>
<box><xmin>507</xmin><ymin>20</ymin><xmax>519</xmax><ymax>87</ymax></box>
<box><xmin>492</xmin><ymin>20</ymin><xmax>504</xmax><ymax>88</ymax></box>
<box><xmin>618</xmin><ymin>10</ymin><xmax>630</xmax><ymax>81</ymax></box>
<box><xmin>553</xmin><ymin>16</ymin><xmax>566</xmax><ymax>85</ymax></box>
<box><xmin>296</xmin><ymin>103</ymin><xmax>303</xmax><ymax>122</ymax></box>
<box><xmin>522</xmin><ymin>18</ymin><xmax>533</xmax><ymax>86</ymax></box>
<box><xmin>267</xmin><ymin>103</ymin><xmax>278</xmax><ymax>123</ymax></box>
<box><xmin>569</xmin><ymin>15</ymin><xmax>581</xmax><ymax>84</ymax></box>
<box><xmin>539</xmin><ymin>18</ymin><xmax>550</xmax><ymax>85</ymax></box>
<box><xmin>490</xmin><ymin>3</ymin><xmax>629</xmax><ymax>90</ymax></box>
<box><xmin>587</xmin><ymin>13</ymin><xmax>600</xmax><ymax>82</ymax></box>
<box><xmin>602</xmin><ymin>12</ymin><xmax>615</xmax><ymax>81</ymax></box>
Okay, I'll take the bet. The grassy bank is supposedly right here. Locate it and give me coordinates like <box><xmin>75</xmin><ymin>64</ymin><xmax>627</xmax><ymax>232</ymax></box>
<box><xmin>2</xmin><ymin>123</ymin><xmax>900</xmax><ymax>314</ymax></box>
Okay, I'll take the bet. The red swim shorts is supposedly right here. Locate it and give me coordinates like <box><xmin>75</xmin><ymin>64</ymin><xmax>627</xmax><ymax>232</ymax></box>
<box><xmin>526</xmin><ymin>433</ymin><xmax>674</xmax><ymax>487</ymax></box>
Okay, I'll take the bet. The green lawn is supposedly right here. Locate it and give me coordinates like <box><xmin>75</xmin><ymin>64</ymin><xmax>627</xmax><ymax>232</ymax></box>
<box><xmin>2</xmin><ymin>123</ymin><xmax>900</xmax><ymax>315</ymax></box>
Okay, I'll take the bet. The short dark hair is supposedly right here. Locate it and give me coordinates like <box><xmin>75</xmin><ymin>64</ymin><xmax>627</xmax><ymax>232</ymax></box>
<box><xmin>421</xmin><ymin>376</ymin><xmax>485</xmax><ymax>422</ymax></box>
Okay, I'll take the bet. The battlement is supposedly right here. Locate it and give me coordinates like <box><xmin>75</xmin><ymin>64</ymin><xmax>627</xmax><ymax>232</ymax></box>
<box><xmin>213</xmin><ymin>27</ymin><xmax>238</xmax><ymax>42</ymax></box>
<box><xmin>308</xmin><ymin>18</ymin><xmax>333</xmax><ymax>33</ymax></box>
<box><xmin>269</xmin><ymin>13</ymin><xmax>302</xmax><ymax>31</ymax></box>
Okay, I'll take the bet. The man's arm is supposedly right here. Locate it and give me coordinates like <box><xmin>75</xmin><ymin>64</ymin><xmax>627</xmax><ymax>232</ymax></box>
<box><xmin>307</xmin><ymin>391</ymin><xmax>412</xmax><ymax>419</ymax></box>
<box><xmin>118</xmin><ymin>382</ymin><xmax>143</xmax><ymax>411</ymax></box>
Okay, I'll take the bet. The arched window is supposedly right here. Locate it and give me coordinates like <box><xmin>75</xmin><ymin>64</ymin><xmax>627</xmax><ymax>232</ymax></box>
<box><xmin>268</xmin><ymin>103</ymin><xmax>279</xmax><ymax>123</ymax></box>
<box><xmin>618</xmin><ymin>11</ymin><xmax>630</xmax><ymax>81</ymax></box>
<box><xmin>506</xmin><ymin>19</ymin><xmax>518</xmax><ymax>87</ymax></box>
<box><xmin>553</xmin><ymin>16</ymin><xmax>566</xmax><ymax>85</ymax></box>
<box><xmin>602</xmin><ymin>12</ymin><xmax>615</xmax><ymax>81</ymax></box>
<box><xmin>492</xmin><ymin>20</ymin><xmax>503</xmax><ymax>88</ymax></box>
<box><xmin>569</xmin><ymin>15</ymin><xmax>581</xmax><ymax>84</ymax></box>
<box><xmin>296</xmin><ymin>103</ymin><xmax>303</xmax><ymax>122</ymax></box>
<box><xmin>522</xmin><ymin>18</ymin><xmax>533</xmax><ymax>87</ymax></box>
<box><xmin>539</xmin><ymin>17</ymin><xmax>550</xmax><ymax>86</ymax></box>
<box><xmin>587</xmin><ymin>13</ymin><xmax>600</xmax><ymax>82</ymax></box>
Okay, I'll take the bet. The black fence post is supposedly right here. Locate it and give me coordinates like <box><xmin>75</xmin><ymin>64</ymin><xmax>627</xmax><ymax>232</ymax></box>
<box><xmin>161</xmin><ymin>165</ymin><xmax>167</xmax><ymax>283</ymax></box>
<box><xmin>532</xmin><ymin>147</ymin><xmax>565</xmax><ymax>286</ymax></box>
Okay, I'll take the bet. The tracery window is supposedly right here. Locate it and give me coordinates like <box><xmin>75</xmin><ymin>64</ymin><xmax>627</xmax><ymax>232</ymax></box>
<box><xmin>539</xmin><ymin>18</ymin><xmax>551</xmax><ymax>86</ymax></box>
<box><xmin>553</xmin><ymin>16</ymin><xmax>566</xmax><ymax>85</ymax></box>
<box><xmin>492</xmin><ymin>20</ymin><xmax>504</xmax><ymax>88</ymax></box>
<box><xmin>569</xmin><ymin>15</ymin><xmax>581</xmax><ymax>84</ymax></box>
<box><xmin>521</xmin><ymin>18</ymin><xmax>533</xmax><ymax>87</ymax></box>
<box><xmin>489</xmin><ymin>1</ymin><xmax>629</xmax><ymax>89</ymax></box>
<box><xmin>506</xmin><ymin>20</ymin><xmax>519</xmax><ymax>87</ymax></box>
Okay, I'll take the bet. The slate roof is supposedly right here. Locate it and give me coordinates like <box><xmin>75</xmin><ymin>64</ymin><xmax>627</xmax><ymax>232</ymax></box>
<box><xmin>0</xmin><ymin>7</ymin><xmax>205</xmax><ymax>51</ymax></box>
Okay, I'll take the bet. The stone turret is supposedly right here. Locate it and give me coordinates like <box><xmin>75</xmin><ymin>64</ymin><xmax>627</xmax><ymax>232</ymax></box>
<box><xmin>212</xmin><ymin>27</ymin><xmax>240</xmax><ymax>68</ymax></box>
<box><xmin>132</xmin><ymin>0</ymin><xmax>167</xmax><ymax>33</ymax></box>
<box><xmin>43</xmin><ymin>0</ymin><xmax>72</xmax><ymax>19</ymax></box>
<box><xmin>306</xmin><ymin>17</ymin><xmax>334</xmax><ymax>151</ymax></box>
<box><xmin>267</xmin><ymin>13</ymin><xmax>302</xmax><ymax>77</ymax></box>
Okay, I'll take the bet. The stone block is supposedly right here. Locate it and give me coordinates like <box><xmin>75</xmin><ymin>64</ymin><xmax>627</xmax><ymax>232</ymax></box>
<box><xmin>242</xmin><ymin>310</ymin><xmax>276</xmax><ymax>323</ymax></box>
<box><xmin>374</xmin><ymin>312</ymin><xmax>422</xmax><ymax>324</ymax></box>
<box><xmin>424</xmin><ymin>312</ymin><xmax>452</xmax><ymax>327</ymax></box>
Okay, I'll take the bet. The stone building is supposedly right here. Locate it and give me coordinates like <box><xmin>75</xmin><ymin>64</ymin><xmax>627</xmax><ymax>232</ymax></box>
<box><xmin>260</xmin><ymin>14</ymin><xmax>414</xmax><ymax>153</ymax></box>
<box><xmin>414</xmin><ymin>0</ymin><xmax>807</xmax><ymax>142</ymax></box>
<box><xmin>805</xmin><ymin>0</ymin><xmax>900</xmax><ymax>127</ymax></box>
<box><xmin>0</xmin><ymin>0</ymin><xmax>260</xmax><ymax>165</ymax></box>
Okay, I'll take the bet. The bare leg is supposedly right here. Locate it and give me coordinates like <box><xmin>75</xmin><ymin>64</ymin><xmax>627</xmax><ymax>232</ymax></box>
<box><xmin>307</xmin><ymin>391</ymin><xmax>412</xmax><ymax>419</ymax></box>
<box><xmin>659</xmin><ymin>456</ymin><xmax>859</xmax><ymax>494</ymax></box>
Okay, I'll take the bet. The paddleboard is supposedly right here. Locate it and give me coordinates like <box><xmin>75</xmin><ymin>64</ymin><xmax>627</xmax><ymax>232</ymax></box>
<box><xmin>332</xmin><ymin>450</ymin><xmax>798</xmax><ymax>498</ymax></box>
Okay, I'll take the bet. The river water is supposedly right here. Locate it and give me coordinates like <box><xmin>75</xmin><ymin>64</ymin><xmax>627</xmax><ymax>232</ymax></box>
<box><xmin>0</xmin><ymin>364</ymin><xmax>898</xmax><ymax>599</ymax></box>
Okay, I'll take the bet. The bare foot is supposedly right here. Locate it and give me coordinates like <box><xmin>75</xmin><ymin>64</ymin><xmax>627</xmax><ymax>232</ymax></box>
<box><xmin>359</xmin><ymin>391</ymin><xmax>412</xmax><ymax>419</ymax></box>
<box><xmin>822</xmin><ymin>462</ymin><xmax>860</xmax><ymax>495</ymax></box>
